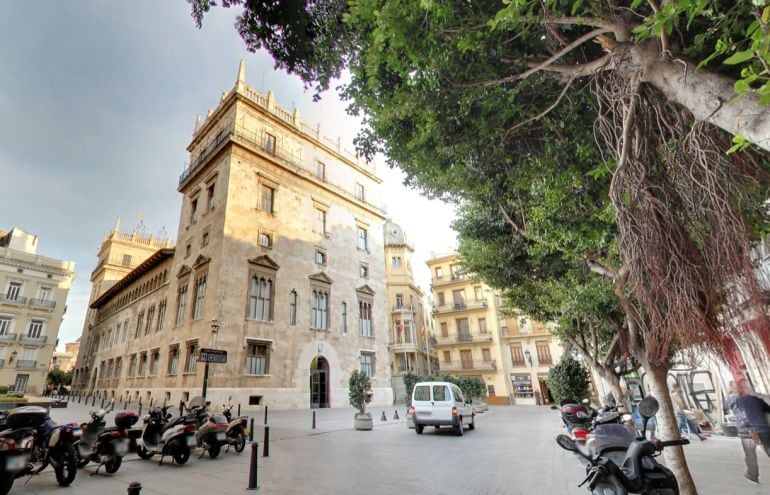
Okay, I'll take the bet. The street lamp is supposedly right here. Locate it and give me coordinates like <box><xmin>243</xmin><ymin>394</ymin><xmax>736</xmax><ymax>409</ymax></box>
<box><xmin>202</xmin><ymin>318</ymin><xmax>220</xmax><ymax>400</ymax></box>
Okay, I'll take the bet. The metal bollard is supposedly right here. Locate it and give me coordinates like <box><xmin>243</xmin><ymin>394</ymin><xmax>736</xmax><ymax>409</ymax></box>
<box><xmin>127</xmin><ymin>481</ymin><xmax>142</xmax><ymax>494</ymax></box>
<box><xmin>264</xmin><ymin>405</ymin><xmax>268</xmax><ymax>425</ymax></box>
<box><xmin>249</xmin><ymin>418</ymin><xmax>254</xmax><ymax>442</ymax></box>
<box><xmin>101</xmin><ymin>398</ymin><xmax>105</xmax><ymax>408</ymax></box>
<box><xmin>262</xmin><ymin>426</ymin><xmax>270</xmax><ymax>457</ymax></box>
<box><xmin>92</xmin><ymin>395</ymin><xmax>97</xmax><ymax>407</ymax></box>
<box><xmin>312</xmin><ymin>410</ymin><xmax>316</xmax><ymax>429</ymax></box>
<box><xmin>237</xmin><ymin>403</ymin><xmax>241</xmax><ymax>417</ymax></box>
<box><xmin>149</xmin><ymin>398</ymin><xmax>154</xmax><ymax>408</ymax></box>
<box><xmin>138</xmin><ymin>404</ymin><xmax>143</xmax><ymax>417</ymax></box>
<box><xmin>247</xmin><ymin>442</ymin><xmax>259</xmax><ymax>490</ymax></box>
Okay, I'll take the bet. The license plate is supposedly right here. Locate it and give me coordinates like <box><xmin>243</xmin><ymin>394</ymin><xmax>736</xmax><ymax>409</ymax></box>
<box><xmin>242</xmin><ymin>428</ymin><xmax>249</xmax><ymax>437</ymax></box>
<box><xmin>6</xmin><ymin>455</ymin><xmax>28</xmax><ymax>472</ymax></box>
<box><xmin>115</xmin><ymin>440</ymin><xmax>129</xmax><ymax>456</ymax></box>
<box><xmin>186</xmin><ymin>435</ymin><xmax>197</xmax><ymax>447</ymax></box>
<box><xmin>215</xmin><ymin>432</ymin><xmax>225</xmax><ymax>441</ymax></box>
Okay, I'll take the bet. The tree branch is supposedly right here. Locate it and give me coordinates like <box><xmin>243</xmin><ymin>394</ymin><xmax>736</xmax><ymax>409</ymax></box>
<box><xmin>585</xmin><ymin>258</ymin><xmax>619</xmax><ymax>279</ymax></box>
<box><xmin>536</xmin><ymin>54</ymin><xmax>612</xmax><ymax>77</ymax></box>
<box><xmin>502</xmin><ymin>76</ymin><xmax>575</xmax><ymax>141</ymax></box>
<box><xmin>543</xmin><ymin>16</ymin><xmax>631</xmax><ymax>41</ymax></box>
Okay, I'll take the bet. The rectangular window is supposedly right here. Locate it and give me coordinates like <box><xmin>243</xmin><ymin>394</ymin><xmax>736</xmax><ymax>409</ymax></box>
<box><xmin>433</xmin><ymin>385</ymin><xmax>448</xmax><ymax>401</ymax></box>
<box><xmin>193</xmin><ymin>275</ymin><xmax>207</xmax><ymax>320</ymax></box>
<box><xmin>443</xmin><ymin>350</ymin><xmax>451</xmax><ymax>363</ymax></box>
<box><xmin>38</xmin><ymin>286</ymin><xmax>52</xmax><ymax>301</ymax></box>
<box><xmin>391</xmin><ymin>256</ymin><xmax>402</xmax><ymax>268</ymax></box>
<box><xmin>0</xmin><ymin>316</ymin><xmax>11</xmax><ymax>335</ymax></box>
<box><xmin>355</xmin><ymin>183</ymin><xmax>365</xmax><ymax>201</ymax></box>
<box><xmin>359</xmin><ymin>263</ymin><xmax>369</xmax><ymax>278</ymax></box>
<box><xmin>248</xmin><ymin>275</ymin><xmax>273</xmax><ymax>321</ymax></box>
<box><xmin>176</xmin><ymin>284</ymin><xmax>188</xmax><ymax>325</ymax></box>
<box><xmin>360</xmin><ymin>353</ymin><xmax>374</xmax><ymax>378</ymax></box>
<box><xmin>440</xmin><ymin>322</ymin><xmax>448</xmax><ymax>338</ymax></box>
<box><xmin>289</xmin><ymin>290</ymin><xmax>297</xmax><ymax>326</ymax></box>
<box><xmin>134</xmin><ymin>311</ymin><xmax>144</xmax><ymax>339</ymax></box>
<box><xmin>340</xmin><ymin>302</ymin><xmax>347</xmax><ymax>334</ymax></box>
<box><xmin>450</xmin><ymin>264</ymin><xmax>460</xmax><ymax>278</ymax></box>
<box><xmin>259</xmin><ymin>233</ymin><xmax>272</xmax><ymax>248</ymax></box>
<box><xmin>27</xmin><ymin>320</ymin><xmax>44</xmax><ymax>338</ymax></box>
<box><xmin>184</xmin><ymin>342</ymin><xmax>198</xmax><ymax>373</ymax></box>
<box><xmin>121</xmin><ymin>254</ymin><xmax>132</xmax><ymax>267</ymax></box>
<box><xmin>207</xmin><ymin>182</ymin><xmax>216</xmax><ymax>210</ymax></box>
<box><xmin>414</xmin><ymin>385</ymin><xmax>430</xmax><ymax>401</ymax></box>
<box><xmin>488</xmin><ymin>385</ymin><xmax>496</xmax><ymax>396</ymax></box>
<box><xmin>128</xmin><ymin>354</ymin><xmax>137</xmax><ymax>377</ymax></box>
<box><xmin>114</xmin><ymin>358</ymin><xmax>123</xmax><ymax>378</ymax></box>
<box><xmin>435</xmin><ymin>267</ymin><xmax>443</xmax><ymax>278</ymax></box>
<box><xmin>190</xmin><ymin>198</ymin><xmax>198</xmax><ymax>224</ymax></box>
<box><xmin>460</xmin><ymin>350</ymin><xmax>473</xmax><ymax>369</ymax></box>
<box><xmin>456</xmin><ymin>318</ymin><xmax>470</xmax><ymax>341</ymax></box>
<box><xmin>315</xmin><ymin>250</ymin><xmax>327</xmax><ymax>265</ymax></box>
<box><xmin>474</xmin><ymin>286</ymin><xmax>483</xmax><ymax>301</ymax></box>
<box><xmin>6</xmin><ymin>282</ymin><xmax>22</xmax><ymax>300</ymax></box>
<box><xmin>145</xmin><ymin>306</ymin><xmax>155</xmax><ymax>335</ymax></box>
<box><xmin>510</xmin><ymin>343</ymin><xmax>525</xmax><ymax>366</ymax></box>
<box><xmin>123</xmin><ymin>318</ymin><xmax>130</xmax><ymax>342</ymax></box>
<box><xmin>245</xmin><ymin>341</ymin><xmax>270</xmax><ymax>375</ymax></box>
<box><xmin>311</xmin><ymin>289</ymin><xmax>329</xmax><ymax>330</ymax></box>
<box><xmin>357</xmin><ymin>227</ymin><xmax>368</xmax><ymax>251</ymax></box>
<box><xmin>395</xmin><ymin>294</ymin><xmax>404</xmax><ymax>308</ymax></box>
<box><xmin>478</xmin><ymin>318</ymin><xmax>487</xmax><ymax>334</ymax></box>
<box><xmin>167</xmin><ymin>346</ymin><xmax>179</xmax><ymax>375</ymax></box>
<box><xmin>315</xmin><ymin>161</ymin><xmax>325</xmax><ymax>180</ymax></box>
<box><xmin>452</xmin><ymin>290</ymin><xmax>466</xmax><ymax>307</ymax></box>
<box><xmin>359</xmin><ymin>300</ymin><xmax>373</xmax><ymax>337</ymax></box>
<box><xmin>536</xmin><ymin>341</ymin><xmax>552</xmax><ymax>365</ymax></box>
<box><xmin>482</xmin><ymin>348</ymin><xmax>492</xmax><ymax>362</ymax></box>
<box><xmin>436</xmin><ymin>292</ymin><xmax>446</xmax><ymax>307</ymax></box>
<box><xmin>315</xmin><ymin>209</ymin><xmax>326</xmax><ymax>235</ymax></box>
<box><xmin>202</xmin><ymin>232</ymin><xmax>210</xmax><ymax>246</ymax></box>
<box><xmin>139</xmin><ymin>353</ymin><xmax>148</xmax><ymax>376</ymax></box>
<box><xmin>261</xmin><ymin>185</ymin><xmax>274</xmax><ymax>213</ymax></box>
<box><xmin>157</xmin><ymin>300</ymin><xmax>167</xmax><ymax>331</ymax></box>
<box><xmin>512</xmin><ymin>374</ymin><xmax>534</xmax><ymax>398</ymax></box>
<box><xmin>150</xmin><ymin>350</ymin><xmax>160</xmax><ymax>375</ymax></box>
<box><xmin>264</xmin><ymin>132</ymin><xmax>276</xmax><ymax>154</ymax></box>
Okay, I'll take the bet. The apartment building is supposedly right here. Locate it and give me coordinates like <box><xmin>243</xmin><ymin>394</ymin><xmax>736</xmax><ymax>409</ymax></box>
<box><xmin>73</xmin><ymin>61</ymin><xmax>393</xmax><ymax>409</ymax></box>
<box><xmin>0</xmin><ymin>228</ymin><xmax>75</xmax><ymax>394</ymax></box>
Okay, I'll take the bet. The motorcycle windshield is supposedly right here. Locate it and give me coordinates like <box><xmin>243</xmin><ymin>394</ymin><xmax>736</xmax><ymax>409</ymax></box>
<box><xmin>594</xmin><ymin>423</ymin><xmax>637</xmax><ymax>454</ymax></box>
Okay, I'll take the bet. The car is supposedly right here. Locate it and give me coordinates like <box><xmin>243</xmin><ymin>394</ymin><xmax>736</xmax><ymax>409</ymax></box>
<box><xmin>409</xmin><ymin>381</ymin><xmax>475</xmax><ymax>436</ymax></box>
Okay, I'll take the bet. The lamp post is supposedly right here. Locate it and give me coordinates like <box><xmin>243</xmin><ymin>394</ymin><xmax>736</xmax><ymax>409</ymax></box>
<box><xmin>202</xmin><ymin>318</ymin><xmax>220</xmax><ymax>400</ymax></box>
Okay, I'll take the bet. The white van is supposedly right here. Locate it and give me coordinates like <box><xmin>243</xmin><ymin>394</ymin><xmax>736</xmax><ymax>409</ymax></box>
<box><xmin>410</xmin><ymin>381</ymin><xmax>475</xmax><ymax>435</ymax></box>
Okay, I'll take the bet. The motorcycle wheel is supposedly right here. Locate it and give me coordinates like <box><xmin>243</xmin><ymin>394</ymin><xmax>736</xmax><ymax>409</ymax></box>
<box><xmin>173</xmin><ymin>446</ymin><xmax>190</xmax><ymax>465</ymax></box>
<box><xmin>136</xmin><ymin>445</ymin><xmax>154</xmax><ymax>460</ymax></box>
<box><xmin>233</xmin><ymin>433</ymin><xmax>245</xmax><ymax>453</ymax></box>
<box><xmin>208</xmin><ymin>443</ymin><xmax>221</xmax><ymax>459</ymax></box>
<box><xmin>54</xmin><ymin>443</ymin><xmax>78</xmax><ymax>487</ymax></box>
<box><xmin>0</xmin><ymin>476</ymin><xmax>13</xmax><ymax>495</ymax></box>
<box><xmin>104</xmin><ymin>456</ymin><xmax>122</xmax><ymax>474</ymax></box>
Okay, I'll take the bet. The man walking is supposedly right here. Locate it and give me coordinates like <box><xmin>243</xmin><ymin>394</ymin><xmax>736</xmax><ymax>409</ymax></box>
<box><xmin>731</xmin><ymin>379</ymin><xmax>770</xmax><ymax>484</ymax></box>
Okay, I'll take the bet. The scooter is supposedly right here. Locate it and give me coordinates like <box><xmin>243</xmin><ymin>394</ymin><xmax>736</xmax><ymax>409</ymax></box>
<box><xmin>222</xmin><ymin>400</ymin><xmax>249</xmax><ymax>453</ymax></box>
<box><xmin>76</xmin><ymin>399</ymin><xmax>138</xmax><ymax>474</ymax></box>
<box><xmin>136</xmin><ymin>405</ymin><xmax>197</xmax><ymax>465</ymax></box>
<box><xmin>556</xmin><ymin>396</ymin><xmax>688</xmax><ymax>494</ymax></box>
<box><xmin>0</xmin><ymin>405</ymin><xmax>82</xmax><ymax>495</ymax></box>
<box><xmin>187</xmin><ymin>396</ymin><xmax>228</xmax><ymax>458</ymax></box>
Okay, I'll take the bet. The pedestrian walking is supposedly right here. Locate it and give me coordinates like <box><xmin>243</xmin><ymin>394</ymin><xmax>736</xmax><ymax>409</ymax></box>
<box><xmin>730</xmin><ymin>379</ymin><xmax>770</xmax><ymax>485</ymax></box>
<box><xmin>670</xmin><ymin>384</ymin><xmax>707</xmax><ymax>441</ymax></box>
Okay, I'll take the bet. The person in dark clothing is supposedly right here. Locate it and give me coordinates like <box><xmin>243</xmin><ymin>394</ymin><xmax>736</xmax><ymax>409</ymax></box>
<box><xmin>730</xmin><ymin>379</ymin><xmax>770</xmax><ymax>484</ymax></box>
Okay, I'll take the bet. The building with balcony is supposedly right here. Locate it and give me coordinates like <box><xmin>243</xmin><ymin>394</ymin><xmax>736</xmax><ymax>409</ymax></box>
<box><xmin>50</xmin><ymin>339</ymin><xmax>80</xmax><ymax>373</ymax></box>
<box><xmin>500</xmin><ymin>315</ymin><xmax>564</xmax><ymax>405</ymax></box>
<box><xmin>73</xmin><ymin>61</ymin><xmax>392</xmax><ymax>410</ymax></box>
<box><xmin>427</xmin><ymin>252</ymin><xmax>510</xmax><ymax>404</ymax></box>
<box><xmin>0</xmin><ymin>228</ymin><xmax>75</xmax><ymax>394</ymax></box>
<box><xmin>384</xmin><ymin>220</ymin><xmax>436</xmax><ymax>402</ymax></box>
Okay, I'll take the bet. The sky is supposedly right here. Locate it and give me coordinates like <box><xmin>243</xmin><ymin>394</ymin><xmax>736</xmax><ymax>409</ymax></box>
<box><xmin>0</xmin><ymin>2</ymin><xmax>458</xmax><ymax>350</ymax></box>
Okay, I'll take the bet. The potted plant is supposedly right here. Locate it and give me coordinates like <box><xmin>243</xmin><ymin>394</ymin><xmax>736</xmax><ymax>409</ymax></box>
<box><xmin>349</xmin><ymin>370</ymin><xmax>373</xmax><ymax>430</ymax></box>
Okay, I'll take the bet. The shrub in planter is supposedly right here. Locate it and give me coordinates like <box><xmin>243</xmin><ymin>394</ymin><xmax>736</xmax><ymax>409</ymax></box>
<box><xmin>547</xmin><ymin>355</ymin><xmax>590</xmax><ymax>405</ymax></box>
<box><xmin>0</xmin><ymin>386</ymin><xmax>8</xmax><ymax>395</ymax></box>
<box><xmin>349</xmin><ymin>370</ymin><xmax>373</xmax><ymax>430</ymax></box>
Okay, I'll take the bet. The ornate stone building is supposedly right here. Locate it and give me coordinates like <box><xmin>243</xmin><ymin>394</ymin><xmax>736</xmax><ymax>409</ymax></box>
<box><xmin>0</xmin><ymin>228</ymin><xmax>75</xmax><ymax>394</ymax></box>
<box><xmin>73</xmin><ymin>62</ymin><xmax>393</xmax><ymax>410</ymax></box>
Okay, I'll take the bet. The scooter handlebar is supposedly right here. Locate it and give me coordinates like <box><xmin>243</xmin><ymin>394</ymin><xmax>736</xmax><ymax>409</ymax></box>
<box><xmin>657</xmin><ymin>438</ymin><xmax>690</xmax><ymax>448</ymax></box>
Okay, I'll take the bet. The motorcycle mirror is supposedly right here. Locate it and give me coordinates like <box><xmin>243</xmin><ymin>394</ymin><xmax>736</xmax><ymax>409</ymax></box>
<box><xmin>638</xmin><ymin>396</ymin><xmax>659</xmax><ymax>419</ymax></box>
<box><xmin>622</xmin><ymin>413</ymin><xmax>633</xmax><ymax>422</ymax></box>
<box><xmin>550</xmin><ymin>405</ymin><xmax>559</xmax><ymax>410</ymax></box>
<box><xmin>556</xmin><ymin>434</ymin><xmax>578</xmax><ymax>452</ymax></box>
<box><xmin>582</xmin><ymin>398</ymin><xmax>590</xmax><ymax>404</ymax></box>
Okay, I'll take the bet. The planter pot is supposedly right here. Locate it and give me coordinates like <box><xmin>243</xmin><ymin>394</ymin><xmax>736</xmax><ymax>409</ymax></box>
<box><xmin>406</xmin><ymin>413</ymin><xmax>415</xmax><ymax>429</ymax></box>
<box><xmin>354</xmin><ymin>412</ymin><xmax>373</xmax><ymax>431</ymax></box>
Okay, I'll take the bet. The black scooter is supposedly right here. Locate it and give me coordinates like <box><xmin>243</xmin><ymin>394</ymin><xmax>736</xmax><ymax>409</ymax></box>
<box><xmin>76</xmin><ymin>399</ymin><xmax>138</xmax><ymax>474</ymax></box>
<box><xmin>556</xmin><ymin>396</ymin><xmax>688</xmax><ymax>495</ymax></box>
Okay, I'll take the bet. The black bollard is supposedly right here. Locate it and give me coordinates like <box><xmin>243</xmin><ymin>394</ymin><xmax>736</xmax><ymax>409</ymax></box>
<box><xmin>381</xmin><ymin>411</ymin><xmax>387</xmax><ymax>421</ymax></box>
<box><xmin>237</xmin><ymin>403</ymin><xmax>241</xmax><ymax>417</ymax></box>
<box><xmin>264</xmin><ymin>405</ymin><xmax>268</xmax><ymax>425</ymax></box>
<box><xmin>262</xmin><ymin>426</ymin><xmax>270</xmax><ymax>457</ymax></box>
<box><xmin>394</xmin><ymin>410</ymin><xmax>399</xmax><ymax>420</ymax></box>
<box><xmin>312</xmin><ymin>410</ymin><xmax>316</xmax><ymax>429</ymax></box>
<box><xmin>247</xmin><ymin>442</ymin><xmax>259</xmax><ymax>490</ymax></box>
<box><xmin>92</xmin><ymin>395</ymin><xmax>97</xmax><ymax>407</ymax></box>
<box><xmin>127</xmin><ymin>481</ymin><xmax>142</xmax><ymax>494</ymax></box>
<box><xmin>249</xmin><ymin>418</ymin><xmax>255</xmax><ymax>441</ymax></box>
<box><xmin>101</xmin><ymin>398</ymin><xmax>105</xmax><ymax>408</ymax></box>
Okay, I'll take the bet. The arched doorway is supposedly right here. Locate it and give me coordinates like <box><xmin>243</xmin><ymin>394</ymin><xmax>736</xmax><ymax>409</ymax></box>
<box><xmin>310</xmin><ymin>356</ymin><xmax>329</xmax><ymax>408</ymax></box>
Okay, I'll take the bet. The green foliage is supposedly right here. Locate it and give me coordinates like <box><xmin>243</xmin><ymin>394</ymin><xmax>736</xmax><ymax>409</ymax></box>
<box><xmin>0</xmin><ymin>386</ymin><xmax>7</xmax><ymax>395</ymax></box>
<box><xmin>0</xmin><ymin>395</ymin><xmax>26</xmax><ymax>403</ymax></box>
<box><xmin>348</xmin><ymin>370</ymin><xmax>372</xmax><ymax>415</ymax></box>
<box><xmin>547</xmin><ymin>355</ymin><xmax>590</xmax><ymax>405</ymax></box>
<box><xmin>403</xmin><ymin>373</ymin><xmax>487</xmax><ymax>403</ymax></box>
<box><xmin>47</xmin><ymin>369</ymin><xmax>72</xmax><ymax>388</ymax></box>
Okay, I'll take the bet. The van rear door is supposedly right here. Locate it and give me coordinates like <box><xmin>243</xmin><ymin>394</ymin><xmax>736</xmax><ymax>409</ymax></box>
<box><xmin>412</xmin><ymin>384</ymin><xmax>432</xmax><ymax>420</ymax></box>
<box><xmin>431</xmin><ymin>384</ymin><xmax>453</xmax><ymax>422</ymax></box>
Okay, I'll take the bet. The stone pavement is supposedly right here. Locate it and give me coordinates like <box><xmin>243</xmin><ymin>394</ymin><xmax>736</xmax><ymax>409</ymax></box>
<box><xmin>5</xmin><ymin>401</ymin><xmax>770</xmax><ymax>494</ymax></box>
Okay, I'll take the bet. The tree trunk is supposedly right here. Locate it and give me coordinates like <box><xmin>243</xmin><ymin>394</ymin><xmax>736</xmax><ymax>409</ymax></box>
<box><xmin>645</xmin><ymin>364</ymin><xmax>698</xmax><ymax>495</ymax></box>
<box><xmin>636</xmin><ymin>48</ymin><xmax>770</xmax><ymax>153</ymax></box>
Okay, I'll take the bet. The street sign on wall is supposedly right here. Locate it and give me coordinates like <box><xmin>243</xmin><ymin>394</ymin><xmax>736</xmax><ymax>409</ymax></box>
<box><xmin>198</xmin><ymin>348</ymin><xmax>227</xmax><ymax>364</ymax></box>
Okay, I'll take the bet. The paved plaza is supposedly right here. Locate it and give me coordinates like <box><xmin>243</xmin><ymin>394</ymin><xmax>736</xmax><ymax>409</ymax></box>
<box><xmin>6</xmin><ymin>401</ymin><xmax>770</xmax><ymax>494</ymax></box>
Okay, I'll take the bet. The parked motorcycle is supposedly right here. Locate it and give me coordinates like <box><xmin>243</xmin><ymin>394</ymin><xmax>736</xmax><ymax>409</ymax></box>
<box><xmin>556</xmin><ymin>396</ymin><xmax>688</xmax><ymax>494</ymax></box>
<box><xmin>187</xmin><ymin>397</ymin><xmax>228</xmax><ymax>458</ymax></box>
<box><xmin>0</xmin><ymin>405</ymin><xmax>81</xmax><ymax>495</ymax></box>
<box><xmin>552</xmin><ymin>400</ymin><xmax>630</xmax><ymax>446</ymax></box>
<box><xmin>136</xmin><ymin>405</ymin><xmax>197</xmax><ymax>465</ymax></box>
<box><xmin>221</xmin><ymin>400</ymin><xmax>249</xmax><ymax>453</ymax></box>
<box><xmin>76</xmin><ymin>399</ymin><xmax>138</xmax><ymax>474</ymax></box>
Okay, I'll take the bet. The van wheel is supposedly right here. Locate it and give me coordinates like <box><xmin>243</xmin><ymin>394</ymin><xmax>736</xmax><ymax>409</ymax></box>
<box><xmin>415</xmin><ymin>424</ymin><xmax>424</xmax><ymax>435</ymax></box>
<box><xmin>469</xmin><ymin>414</ymin><xmax>475</xmax><ymax>430</ymax></box>
<box><xmin>455</xmin><ymin>418</ymin><xmax>464</xmax><ymax>436</ymax></box>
